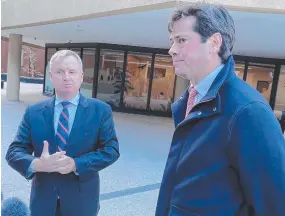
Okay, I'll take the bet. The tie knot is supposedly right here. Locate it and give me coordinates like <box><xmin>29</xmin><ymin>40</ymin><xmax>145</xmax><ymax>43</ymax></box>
<box><xmin>61</xmin><ymin>101</ymin><xmax>71</xmax><ymax>109</ymax></box>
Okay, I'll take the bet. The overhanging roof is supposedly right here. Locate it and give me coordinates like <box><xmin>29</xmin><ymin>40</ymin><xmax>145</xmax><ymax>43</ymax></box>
<box><xmin>2</xmin><ymin>8</ymin><xmax>285</xmax><ymax>59</ymax></box>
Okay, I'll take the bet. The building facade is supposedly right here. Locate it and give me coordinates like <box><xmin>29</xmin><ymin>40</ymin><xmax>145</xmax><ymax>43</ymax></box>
<box><xmin>1</xmin><ymin>37</ymin><xmax>45</xmax><ymax>78</ymax></box>
<box><xmin>43</xmin><ymin>43</ymin><xmax>285</xmax><ymax>117</ymax></box>
<box><xmin>2</xmin><ymin>0</ymin><xmax>285</xmax><ymax>117</ymax></box>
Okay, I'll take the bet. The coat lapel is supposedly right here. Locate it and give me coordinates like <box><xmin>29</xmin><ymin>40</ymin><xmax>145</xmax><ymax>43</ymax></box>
<box><xmin>178</xmin><ymin>95</ymin><xmax>221</xmax><ymax>128</ymax></box>
<box><xmin>172</xmin><ymin>89</ymin><xmax>189</xmax><ymax>127</ymax></box>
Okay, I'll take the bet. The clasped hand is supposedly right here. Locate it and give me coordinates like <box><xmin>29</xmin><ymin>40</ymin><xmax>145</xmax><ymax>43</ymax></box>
<box><xmin>33</xmin><ymin>140</ymin><xmax>76</xmax><ymax>174</ymax></box>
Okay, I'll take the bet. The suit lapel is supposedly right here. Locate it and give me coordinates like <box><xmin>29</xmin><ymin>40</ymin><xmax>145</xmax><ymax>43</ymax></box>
<box><xmin>68</xmin><ymin>94</ymin><xmax>89</xmax><ymax>148</ymax></box>
<box><xmin>43</xmin><ymin>97</ymin><xmax>57</xmax><ymax>152</ymax></box>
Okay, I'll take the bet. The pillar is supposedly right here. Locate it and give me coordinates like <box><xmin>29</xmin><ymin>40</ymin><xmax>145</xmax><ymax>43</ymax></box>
<box><xmin>6</xmin><ymin>34</ymin><xmax>22</xmax><ymax>101</ymax></box>
<box><xmin>274</xmin><ymin>65</ymin><xmax>285</xmax><ymax>111</ymax></box>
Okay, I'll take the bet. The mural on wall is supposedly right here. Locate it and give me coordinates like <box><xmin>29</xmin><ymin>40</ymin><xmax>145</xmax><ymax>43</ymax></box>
<box><xmin>21</xmin><ymin>46</ymin><xmax>38</xmax><ymax>77</ymax></box>
<box><xmin>1</xmin><ymin>38</ymin><xmax>45</xmax><ymax>78</ymax></box>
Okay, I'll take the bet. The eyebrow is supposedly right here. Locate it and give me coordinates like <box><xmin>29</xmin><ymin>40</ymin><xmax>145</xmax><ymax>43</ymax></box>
<box><xmin>169</xmin><ymin>34</ymin><xmax>189</xmax><ymax>41</ymax></box>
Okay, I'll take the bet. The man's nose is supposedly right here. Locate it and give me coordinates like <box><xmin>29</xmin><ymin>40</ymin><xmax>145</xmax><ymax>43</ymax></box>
<box><xmin>169</xmin><ymin>43</ymin><xmax>178</xmax><ymax>57</ymax></box>
<box><xmin>63</xmin><ymin>72</ymin><xmax>70</xmax><ymax>80</ymax></box>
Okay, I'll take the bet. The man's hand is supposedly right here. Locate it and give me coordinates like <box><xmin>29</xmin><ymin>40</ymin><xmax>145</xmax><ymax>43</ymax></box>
<box><xmin>33</xmin><ymin>141</ymin><xmax>66</xmax><ymax>173</ymax></box>
<box><xmin>54</xmin><ymin>155</ymin><xmax>76</xmax><ymax>175</ymax></box>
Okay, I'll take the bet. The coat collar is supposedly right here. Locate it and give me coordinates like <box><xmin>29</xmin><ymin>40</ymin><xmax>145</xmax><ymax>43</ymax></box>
<box><xmin>200</xmin><ymin>56</ymin><xmax>235</xmax><ymax>102</ymax></box>
<box><xmin>172</xmin><ymin>56</ymin><xmax>236</xmax><ymax>127</ymax></box>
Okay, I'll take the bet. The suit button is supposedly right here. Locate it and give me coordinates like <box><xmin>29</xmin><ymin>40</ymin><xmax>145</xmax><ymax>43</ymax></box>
<box><xmin>213</xmin><ymin>107</ymin><xmax>217</xmax><ymax>112</ymax></box>
<box><xmin>198</xmin><ymin>111</ymin><xmax>202</xmax><ymax>116</ymax></box>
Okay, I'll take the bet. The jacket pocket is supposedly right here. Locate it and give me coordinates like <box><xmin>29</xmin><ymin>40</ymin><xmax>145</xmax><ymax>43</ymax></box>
<box><xmin>169</xmin><ymin>205</ymin><xmax>202</xmax><ymax>216</ymax></box>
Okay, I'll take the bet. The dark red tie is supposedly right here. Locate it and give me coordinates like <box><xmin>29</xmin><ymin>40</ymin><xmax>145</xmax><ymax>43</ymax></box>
<box><xmin>185</xmin><ymin>86</ymin><xmax>198</xmax><ymax>118</ymax></box>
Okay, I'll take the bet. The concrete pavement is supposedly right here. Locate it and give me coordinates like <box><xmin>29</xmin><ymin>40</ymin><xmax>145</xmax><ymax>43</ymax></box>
<box><xmin>1</xmin><ymin>83</ymin><xmax>174</xmax><ymax>216</ymax></box>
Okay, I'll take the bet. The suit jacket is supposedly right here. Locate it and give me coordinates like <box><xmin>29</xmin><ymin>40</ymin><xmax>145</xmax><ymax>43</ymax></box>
<box><xmin>6</xmin><ymin>94</ymin><xmax>120</xmax><ymax>216</ymax></box>
<box><xmin>155</xmin><ymin>56</ymin><xmax>285</xmax><ymax>216</ymax></box>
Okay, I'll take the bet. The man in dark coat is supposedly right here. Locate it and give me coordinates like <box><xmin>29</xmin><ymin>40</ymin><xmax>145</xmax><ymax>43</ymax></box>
<box><xmin>156</xmin><ymin>2</ymin><xmax>285</xmax><ymax>216</ymax></box>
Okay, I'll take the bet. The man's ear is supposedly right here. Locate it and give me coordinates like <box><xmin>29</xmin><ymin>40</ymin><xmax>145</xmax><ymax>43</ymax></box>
<box><xmin>81</xmin><ymin>72</ymin><xmax>84</xmax><ymax>84</ymax></box>
<box><xmin>210</xmin><ymin>32</ymin><xmax>223</xmax><ymax>54</ymax></box>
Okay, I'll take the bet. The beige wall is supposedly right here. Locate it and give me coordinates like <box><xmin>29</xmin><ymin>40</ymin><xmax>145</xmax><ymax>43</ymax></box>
<box><xmin>2</xmin><ymin>0</ymin><xmax>285</xmax><ymax>30</ymax></box>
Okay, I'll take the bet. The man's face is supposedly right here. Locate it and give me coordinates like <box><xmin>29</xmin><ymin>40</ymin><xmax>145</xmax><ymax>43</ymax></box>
<box><xmin>49</xmin><ymin>55</ymin><xmax>83</xmax><ymax>97</ymax></box>
<box><xmin>169</xmin><ymin>16</ymin><xmax>211</xmax><ymax>80</ymax></box>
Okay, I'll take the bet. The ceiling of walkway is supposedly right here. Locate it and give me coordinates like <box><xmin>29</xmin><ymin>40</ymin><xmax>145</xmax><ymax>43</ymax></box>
<box><xmin>2</xmin><ymin>8</ymin><xmax>285</xmax><ymax>59</ymax></box>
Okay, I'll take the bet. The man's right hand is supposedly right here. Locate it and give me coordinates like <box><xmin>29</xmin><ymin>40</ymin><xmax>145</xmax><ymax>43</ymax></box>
<box><xmin>33</xmin><ymin>140</ymin><xmax>66</xmax><ymax>173</ymax></box>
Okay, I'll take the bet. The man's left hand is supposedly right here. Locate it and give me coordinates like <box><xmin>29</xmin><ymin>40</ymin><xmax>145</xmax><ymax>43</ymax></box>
<box><xmin>54</xmin><ymin>155</ymin><xmax>76</xmax><ymax>174</ymax></box>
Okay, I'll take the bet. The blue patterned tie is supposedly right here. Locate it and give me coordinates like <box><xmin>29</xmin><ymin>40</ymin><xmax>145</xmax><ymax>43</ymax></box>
<box><xmin>56</xmin><ymin>101</ymin><xmax>71</xmax><ymax>151</ymax></box>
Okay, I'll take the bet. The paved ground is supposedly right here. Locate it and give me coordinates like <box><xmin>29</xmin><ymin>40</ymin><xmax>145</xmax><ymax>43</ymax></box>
<box><xmin>1</xmin><ymin>83</ymin><xmax>174</xmax><ymax>216</ymax></box>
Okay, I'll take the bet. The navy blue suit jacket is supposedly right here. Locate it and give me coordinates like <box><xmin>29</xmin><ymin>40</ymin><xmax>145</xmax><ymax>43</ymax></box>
<box><xmin>6</xmin><ymin>94</ymin><xmax>120</xmax><ymax>216</ymax></box>
<box><xmin>156</xmin><ymin>56</ymin><xmax>285</xmax><ymax>216</ymax></box>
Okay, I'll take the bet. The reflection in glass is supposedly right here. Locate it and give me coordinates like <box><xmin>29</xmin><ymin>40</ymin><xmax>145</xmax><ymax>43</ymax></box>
<box><xmin>235</xmin><ymin>61</ymin><xmax>245</xmax><ymax>80</ymax></box>
<box><xmin>274</xmin><ymin>68</ymin><xmax>285</xmax><ymax>111</ymax></box>
<box><xmin>124</xmin><ymin>52</ymin><xmax>152</xmax><ymax>110</ymax></box>
<box><xmin>80</xmin><ymin>48</ymin><xmax>95</xmax><ymax>97</ymax></box>
<box><xmin>70</xmin><ymin>48</ymin><xmax>81</xmax><ymax>57</ymax></box>
<box><xmin>246</xmin><ymin>63</ymin><xmax>275</xmax><ymax>102</ymax></box>
<box><xmin>150</xmin><ymin>54</ymin><xmax>175</xmax><ymax>112</ymax></box>
<box><xmin>96</xmin><ymin>50</ymin><xmax>124</xmax><ymax>107</ymax></box>
<box><xmin>44</xmin><ymin>48</ymin><xmax>57</xmax><ymax>95</ymax></box>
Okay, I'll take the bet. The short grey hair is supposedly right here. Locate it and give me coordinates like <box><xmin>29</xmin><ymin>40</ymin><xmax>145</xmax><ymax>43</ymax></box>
<box><xmin>169</xmin><ymin>2</ymin><xmax>235</xmax><ymax>63</ymax></box>
<box><xmin>49</xmin><ymin>49</ymin><xmax>83</xmax><ymax>72</ymax></box>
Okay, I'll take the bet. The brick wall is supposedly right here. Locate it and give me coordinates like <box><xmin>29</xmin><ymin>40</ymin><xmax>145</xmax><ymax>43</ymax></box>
<box><xmin>1</xmin><ymin>37</ymin><xmax>45</xmax><ymax>77</ymax></box>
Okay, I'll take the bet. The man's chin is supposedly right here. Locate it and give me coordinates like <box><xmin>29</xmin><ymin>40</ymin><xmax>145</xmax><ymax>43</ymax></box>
<box><xmin>175</xmin><ymin>70</ymin><xmax>189</xmax><ymax>80</ymax></box>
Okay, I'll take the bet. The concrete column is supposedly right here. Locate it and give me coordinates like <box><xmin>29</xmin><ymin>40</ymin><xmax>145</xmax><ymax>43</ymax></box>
<box><xmin>281</xmin><ymin>65</ymin><xmax>285</xmax><ymax>74</ymax></box>
<box><xmin>6</xmin><ymin>34</ymin><xmax>22</xmax><ymax>101</ymax></box>
<box><xmin>174</xmin><ymin>76</ymin><xmax>190</xmax><ymax>101</ymax></box>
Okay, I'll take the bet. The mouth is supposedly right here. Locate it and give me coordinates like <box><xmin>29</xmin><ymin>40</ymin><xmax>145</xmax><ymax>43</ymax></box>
<box><xmin>173</xmin><ymin>60</ymin><xmax>184</xmax><ymax>65</ymax></box>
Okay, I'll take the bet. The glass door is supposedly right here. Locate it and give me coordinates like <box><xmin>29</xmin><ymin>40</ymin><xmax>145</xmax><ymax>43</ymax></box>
<box><xmin>245</xmin><ymin>63</ymin><xmax>275</xmax><ymax>103</ymax></box>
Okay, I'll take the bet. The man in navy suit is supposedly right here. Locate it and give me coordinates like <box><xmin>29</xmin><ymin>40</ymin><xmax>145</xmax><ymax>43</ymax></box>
<box><xmin>155</xmin><ymin>2</ymin><xmax>285</xmax><ymax>216</ymax></box>
<box><xmin>6</xmin><ymin>50</ymin><xmax>120</xmax><ymax>216</ymax></box>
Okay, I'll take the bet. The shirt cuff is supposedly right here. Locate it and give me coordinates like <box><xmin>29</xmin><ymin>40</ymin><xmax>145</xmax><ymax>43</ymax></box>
<box><xmin>27</xmin><ymin>160</ymin><xmax>36</xmax><ymax>178</ymax></box>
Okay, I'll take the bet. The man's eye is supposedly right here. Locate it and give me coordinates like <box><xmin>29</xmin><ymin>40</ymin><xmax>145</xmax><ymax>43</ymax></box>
<box><xmin>178</xmin><ymin>38</ymin><xmax>186</xmax><ymax>43</ymax></box>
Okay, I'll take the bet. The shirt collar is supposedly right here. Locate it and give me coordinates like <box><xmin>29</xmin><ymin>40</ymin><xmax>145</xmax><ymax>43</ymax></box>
<box><xmin>191</xmin><ymin>64</ymin><xmax>224</xmax><ymax>98</ymax></box>
<box><xmin>55</xmin><ymin>92</ymin><xmax>80</xmax><ymax>106</ymax></box>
